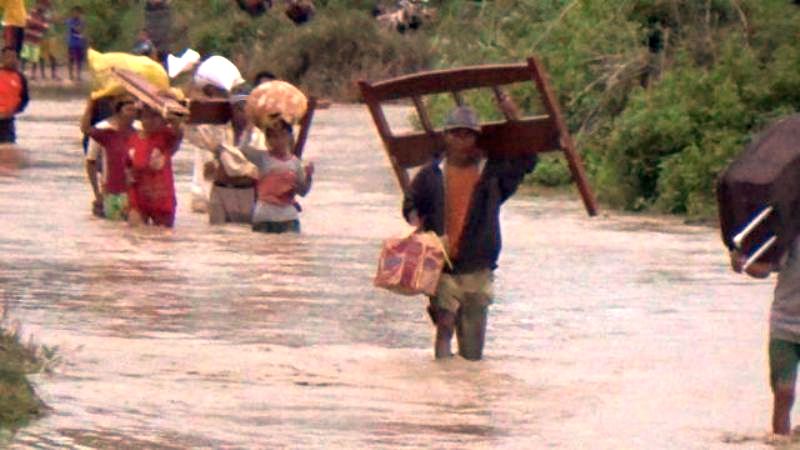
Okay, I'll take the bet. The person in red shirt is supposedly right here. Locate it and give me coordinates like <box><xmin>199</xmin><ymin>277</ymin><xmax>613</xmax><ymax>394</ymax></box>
<box><xmin>0</xmin><ymin>46</ymin><xmax>29</xmax><ymax>144</ymax></box>
<box><xmin>82</xmin><ymin>94</ymin><xmax>139</xmax><ymax>220</ymax></box>
<box><xmin>127</xmin><ymin>105</ymin><xmax>184</xmax><ymax>227</ymax></box>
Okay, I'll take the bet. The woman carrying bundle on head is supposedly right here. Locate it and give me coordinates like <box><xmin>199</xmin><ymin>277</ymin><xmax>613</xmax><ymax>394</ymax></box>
<box><xmin>245</xmin><ymin>81</ymin><xmax>313</xmax><ymax>233</ymax></box>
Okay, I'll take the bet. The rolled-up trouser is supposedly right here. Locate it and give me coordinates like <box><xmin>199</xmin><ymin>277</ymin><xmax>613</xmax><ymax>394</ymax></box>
<box><xmin>429</xmin><ymin>270</ymin><xmax>493</xmax><ymax>360</ymax></box>
<box><xmin>208</xmin><ymin>184</ymin><xmax>255</xmax><ymax>225</ymax></box>
<box><xmin>0</xmin><ymin>119</ymin><xmax>16</xmax><ymax>144</ymax></box>
<box><xmin>458</xmin><ymin>306</ymin><xmax>488</xmax><ymax>360</ymax></box>
<box><xmin>769</xmin><ymin>337</ymin><xmax>800</xmax><ymax>389</ymax></box>
<box><xmin>102</xmin><ymin>193</ymin><xmax>129</xmax><ymax>221</ymax></box>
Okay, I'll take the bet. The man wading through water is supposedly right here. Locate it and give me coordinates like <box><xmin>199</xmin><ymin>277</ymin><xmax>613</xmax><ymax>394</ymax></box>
<box><xmin>403</xmin><ymin>103</ymin><xmax>537</xmax><ymax>360</ymax></box>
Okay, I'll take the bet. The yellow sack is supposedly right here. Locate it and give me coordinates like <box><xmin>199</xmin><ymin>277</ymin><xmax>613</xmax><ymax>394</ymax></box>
<box><xmin>88</xmin><ymin>48</ymin><xmax>169</xmax><ymax>100</ymax></box>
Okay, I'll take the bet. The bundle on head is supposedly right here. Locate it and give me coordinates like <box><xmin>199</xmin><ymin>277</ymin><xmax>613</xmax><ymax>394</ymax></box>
<box><xmin>245</xmin><ymin>80</ymin><xmax>307</xmax><ymax>130</ymax></box>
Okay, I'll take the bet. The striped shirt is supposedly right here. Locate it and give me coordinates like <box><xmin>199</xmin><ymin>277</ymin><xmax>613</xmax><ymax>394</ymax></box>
<box><xmin>24</xmin><ymin>9</ymin><xmax>49</xmax><ymax>44</ymax></box>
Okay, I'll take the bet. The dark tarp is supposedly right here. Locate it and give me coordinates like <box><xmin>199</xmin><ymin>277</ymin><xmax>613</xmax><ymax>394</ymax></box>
<box><xmin>717</xmin><ymin>114</ymin><xmax>800</xmax><ymax>265</ymax></box>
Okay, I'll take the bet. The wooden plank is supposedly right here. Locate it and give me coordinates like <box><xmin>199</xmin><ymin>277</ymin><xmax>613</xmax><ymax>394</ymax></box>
<box><xmin>479</xmin><ymin>116</ymin><xmax>560</xmax><ymax>158</ymax></box>
<box><xmin>387</xmin><ymin>134</ymin><xmax>440</xmax><ymax>169</ymax></box>
<box><xmin>367</xmin><ymin>63</ymin><xmax>531</xmax><ymax>101</ymax></box>
<box><xmin>359</xmin><ymin>80</ymin><xmax>411</xmax><ymax>195</ymax></box>
<box><xmin>527</xmin><ymin>57</ymin><xmax>598</xmax><ymax>216</ymax></box>
<box><xmin>188</xmin><ymin>99</ymin><xmax>231</xmax><ymax>124</ymax></box>
<box><xmin>411</xmin><ymin>96</ymin><xmax>434</xmax><ymax>133</ymax></box>
<box><xmin>110</xmin><ymin>68</ymin><xmax>189</xmax><ymax>119</ymax></box>
<box><xmin>492</xmin><ymin>86</ymin><xmax>513</xmax><ymax>120</ymax></box>
<box><xmin>293</xmin><ymin>97</ymin><xmax>317</xmax><ymax>158</ymax></box>
<box><xmin>388</xmin><ymin>116</ymin><xmax>559</xmax><ymax>169</ymax></box>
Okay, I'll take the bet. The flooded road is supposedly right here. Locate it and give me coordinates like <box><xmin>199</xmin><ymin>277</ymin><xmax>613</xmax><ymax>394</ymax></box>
<box><xmin>1</xmin><ymin>99</ymin><xmax>778</xmax><ymax>449</ymax></box>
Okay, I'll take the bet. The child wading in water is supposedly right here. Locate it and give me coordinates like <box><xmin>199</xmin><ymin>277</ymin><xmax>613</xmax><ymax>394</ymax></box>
<box><xmin>127</xmin><ymin>105</ymin><xmax>184</xmax><ymax>227</ymax></box>
<box><xmin>83</xmin><ymin>94</ymin><xmax>139</xmax><ymax>220</ymax></box>
<box><xmin>251</xmin><ymin>119</ymin><xmax>313</xmax><ymax>233</ymax></box>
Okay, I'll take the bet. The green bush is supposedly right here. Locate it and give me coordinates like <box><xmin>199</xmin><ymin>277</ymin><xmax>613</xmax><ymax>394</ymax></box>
<box><xmin>0</xmin><ymin>326</ymin><xmax>48</xmax><ymax>431</ymax></box>
<box><xmin>530</xmin><ymin>154</ymin><xmax>572</xmax><ymax>187</ymax></box>
<box><xmin>255</xmin><ymin>9</ymin><xmax>433</xmax><ymax>100</ymax></box>
<box><xmin>57</xmin><ymin>0</ymin><xmax>141</xmax><ymax>52</ymax></box>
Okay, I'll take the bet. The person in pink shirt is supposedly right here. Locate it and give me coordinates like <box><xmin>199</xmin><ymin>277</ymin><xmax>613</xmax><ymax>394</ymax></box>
<box><xmin>127</xmin><ymin>105</ymin><xmax>184</xmax><ymax>227</ymax></box>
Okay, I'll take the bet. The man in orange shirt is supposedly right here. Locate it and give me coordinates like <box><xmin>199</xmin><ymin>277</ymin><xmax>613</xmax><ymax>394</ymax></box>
<box><xmin>403</xmin><ymin>105</ymin><xmax>537</xmax><ymax>360</ymax></box>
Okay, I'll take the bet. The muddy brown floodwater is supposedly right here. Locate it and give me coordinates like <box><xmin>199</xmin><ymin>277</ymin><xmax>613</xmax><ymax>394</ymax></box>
<box><xmin>0</xmin><ymin>99</ymin><xmax>781</xmax><ymax>449</ymax></box>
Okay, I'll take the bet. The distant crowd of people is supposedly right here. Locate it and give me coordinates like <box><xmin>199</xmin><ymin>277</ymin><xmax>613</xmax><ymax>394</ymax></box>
<box><xmin>1</xmin><ymin>0</ymin><xmax>88</xmax><ymax>82</ymax></box>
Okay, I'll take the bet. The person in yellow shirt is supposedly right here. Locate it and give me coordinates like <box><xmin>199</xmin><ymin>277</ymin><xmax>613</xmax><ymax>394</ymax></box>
<box><xmin>1</xmin><ymin>0</ymin><xmax>27</xmax><ymax>55</ymax></box>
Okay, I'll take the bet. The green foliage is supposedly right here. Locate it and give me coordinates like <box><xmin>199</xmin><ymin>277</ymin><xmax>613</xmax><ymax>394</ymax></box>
<box><xmin>530</xmin><ymin>154</ymin><xmax>573</xmax><ymax>187</ymax></box>
<box><xmin>256</xmin><ymin>9</ymin><xmax>433</xmax><ymax>100</ymax></box>
<box><xmin>426</xmin><ymin>0</ymin><xmax>800</xmax><ymax>217</ymax></box>
<box><xmin>654</xmin><ymin>129</ymin><xmax>744</xmax><ymax>216</ymax></box>
<box><xmin>170</xmin><ymin>0</ymin><xmax>275</xmax><ymax>59</ymax></box>
<box><xmin>57</xmin><ymin>0</ymin><xmax>142</xmax><ymax>52</ymax></box>
<box><xmin>0</xmin><ymin>325</ymin><xmax>50</xmax><ymax>431</ymax></box>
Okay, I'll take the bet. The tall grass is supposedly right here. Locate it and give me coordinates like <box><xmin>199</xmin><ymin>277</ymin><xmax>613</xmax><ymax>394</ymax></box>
<box><xmin>0</xmin><ymin>305</ymin><xmax>53</xmax><ymax>432</ymax></box>
<box><xmin>0</xmin><ymin>328</ymin><xmax>44</xmax><ymax>430</ymax></box>
<box><xmin>255</xmin><ymin>9</ymin><xmax>432</xmax><ymax>100</ymax></box>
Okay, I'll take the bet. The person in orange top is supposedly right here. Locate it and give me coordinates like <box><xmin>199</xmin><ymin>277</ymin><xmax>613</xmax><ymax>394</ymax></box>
<box><xmin>403</xmin><ymin>105</ymin><xmax>537</xmax><ymax>360</ymax></box>
<box><xmin>0</xmin><ymin>46</ymin><xmax>29</xmax><ymax>144</ymax></box>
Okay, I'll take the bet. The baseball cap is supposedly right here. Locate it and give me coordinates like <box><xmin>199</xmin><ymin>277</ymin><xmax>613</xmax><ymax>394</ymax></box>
<box><xmin>444</xmin><ymin>106</ymin><xmax>481</xmax><ymax>132</ymax></box>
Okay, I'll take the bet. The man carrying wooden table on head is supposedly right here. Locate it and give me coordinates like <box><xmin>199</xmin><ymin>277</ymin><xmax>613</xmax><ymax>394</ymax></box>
<box><xmin>403</xmin><ymin>103</ymin><xmax>537</xmax><ymax>361</ymax></box>
<box><xmin>363</xmin><ymin>57</ymin><xmax>598</xmax><ymax>361</ymax></box>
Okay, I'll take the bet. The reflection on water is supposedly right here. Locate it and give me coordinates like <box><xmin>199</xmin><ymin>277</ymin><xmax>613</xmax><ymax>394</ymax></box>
<box><xmin>0</xmin><ymin>100</ymin><xmax>779</xmax><ymax>449</ymax></box>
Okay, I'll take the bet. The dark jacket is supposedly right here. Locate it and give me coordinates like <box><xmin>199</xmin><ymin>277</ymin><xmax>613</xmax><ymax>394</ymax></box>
<box><xmin>403</xmin><ymin>153</ymin><xmax>537</xmax><ymax>274</ymax></box>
